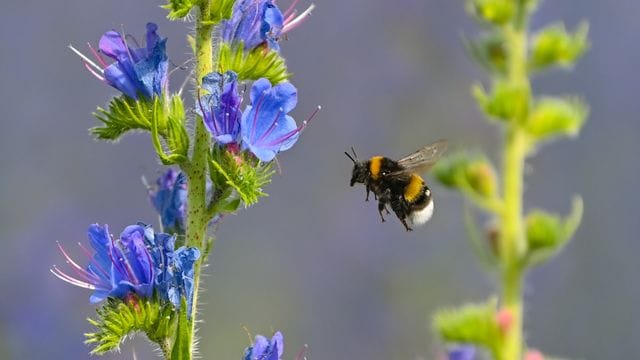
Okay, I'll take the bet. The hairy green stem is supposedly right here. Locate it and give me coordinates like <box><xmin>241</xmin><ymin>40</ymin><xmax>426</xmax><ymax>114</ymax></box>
<box><xmin>179</xmin><ymin>2</ymin><xmax>214</xmax><ymax>359</ymax></box>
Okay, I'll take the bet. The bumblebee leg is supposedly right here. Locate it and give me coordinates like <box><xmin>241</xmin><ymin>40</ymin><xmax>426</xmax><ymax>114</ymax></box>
<box><xmin>365</xmin><ymin>185</ymin><xmax>370</xmax><ymax>201</ymax></box>
<box><xmin>391</xmin><ymin>196</ymin><xmax>413</xmax><ymax>231</ymax></box>
<box><xmin>400</xmin><ymin>218</ymin><xmax>413</xmax><ymax>232</ymax></box>
<box><xmin>377</xmin><ymin>200</ymin><xmax>387</xmax><ymax>222</ymax></box>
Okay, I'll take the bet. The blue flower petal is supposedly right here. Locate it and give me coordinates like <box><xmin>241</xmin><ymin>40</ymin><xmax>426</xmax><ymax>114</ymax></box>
<box><xmin>200</xmin><ymin>71</ymin><xmax>242</xmax><ymax>144</ymax></box>
<box><xmin>448</xmin><ymin>345</ymin><xmax>476</xmax><ymax>360</ymax></box>
<box><xmin>261</xmin><ymin>2</ymin><xmax>284</xmax><ymax>50</ymax></box>
<box><xmin>271</xmin><ymin>332</ymin><xmax>284</xmax><ymax>358</ymax></box>
<box><xmin>134</xmin><ymin>38</ymin><xmax>168</xmax><ymax>98</ymax></box>
<box><xmin>241</xmin><ymin>79</ymin><xmax>300</xmax><ymax>161</ymax></box>
<box><xmin>104</xmin><ymin>63</ymin><xmax>141</xmax><ymax>99</ymax></box>
<box><xmin>145</xmin><ymin>22</ymin><xmax>161</xmax><ymax>53</ymax></box>
<box><xmin>222</xmin><ymin>0</ymin><xmax>285</xmax><ymax>51</ymax></box>
<box><xmin>251</xmin><ymin>335</ymin><xmax>269</xmax><ymax>358</ymax></box>
<box><xmin>120</xmin><ymin>225</ymin><xmax>154</xmax><ymax>286</ymax></box>
<box><xmin>99</xmin><ymin>31</ymin><xmax>129</xmax><ymax>60</ymax></box>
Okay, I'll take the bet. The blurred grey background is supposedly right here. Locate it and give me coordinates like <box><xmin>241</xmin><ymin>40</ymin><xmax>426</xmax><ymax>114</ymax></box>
<box><xmin>1</xmin><ymin>0</ymin><xmax>638</xmax><ymax>359</ymax></box>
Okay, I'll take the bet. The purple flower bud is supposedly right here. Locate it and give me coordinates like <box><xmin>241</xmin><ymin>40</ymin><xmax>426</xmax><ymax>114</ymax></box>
<box><xmin>148</xmin><ymin>169</ymin><xmax>187</xmax><ymax>234</ymax></box>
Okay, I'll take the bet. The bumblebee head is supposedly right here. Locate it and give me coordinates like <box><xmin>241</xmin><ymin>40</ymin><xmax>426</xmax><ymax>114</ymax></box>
<box><xmin>345</xmin><ymin>147</ymin><xmax>367</xmax><ymax>186</ymax></box>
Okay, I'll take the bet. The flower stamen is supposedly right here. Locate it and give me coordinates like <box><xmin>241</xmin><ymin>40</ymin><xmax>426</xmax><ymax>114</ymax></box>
<box><xmin>283</xmin><ymin>4</ymin><xmax>315</xmax><ymax>33</ymax></box>
<box><xmin>68</xmin><ymin>44</ymin><xmax>104</xmax><ymax>74</ymax></box>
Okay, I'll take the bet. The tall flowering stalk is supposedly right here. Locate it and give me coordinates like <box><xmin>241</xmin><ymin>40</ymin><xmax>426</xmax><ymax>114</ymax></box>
<box><xmin>55</xmin><ymin>0</ymin><xmax>315</xmax><ymax>359</ymax></box>
<box><xmin>433</xmin><ymin>1</ymin><xmax>588</xmax><ymax>359</ymax></box>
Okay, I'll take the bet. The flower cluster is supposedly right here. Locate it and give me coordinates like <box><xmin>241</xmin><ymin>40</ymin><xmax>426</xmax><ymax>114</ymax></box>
<box><xmin>198</xmin><ymin>71</ymin><xmax>319</xmax><ymax>162</ymax></box>
<box><xmin>148</xmin><ymin>169</ymin><xmax>188</xmax><ymax>234</ymax></box>
<box><xmin>221</xmin><ymin>0</ymin><xmax>315</xmax><ymax>52</ymax></box>
<box><xmin>243</xmin><ymin>332</ymin><xmax>284</xmax><ymax>360</ymax></box>
<box><xmin>51</xmin><ymin>223</ymin><xmax>199</xmax><ymax>316</ymax></box>
<box><xmin>70</xmin><ymin>23</ymin><xmax>168</xmax><ymax>100</ymax></box>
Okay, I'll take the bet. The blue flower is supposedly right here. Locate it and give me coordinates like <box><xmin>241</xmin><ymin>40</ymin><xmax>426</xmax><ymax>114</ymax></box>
<box><xmin>53</xmin><ymin>223</ymin><xmax>200</xmax><ymax>317</ymax></box>
<box><xmin>222</xmin><ymin>0</ymin><xmax>284</xmax><ymax>51</ymax></box>
<box><xmin>243</xmin><ymin>332</ymin><xmax>284</xmax><ymax>360</ymax></box>
<box><xmin>221</xmin><ymin>0</ymin><xmax>315</xmax><ymax>52</ymax></box>
<box><xmin>198</xmin><ymin>71</ymin><xmax>243</xmax><ymax>145</ymax></box>
<box><xmin>241</xmin><ymin>78</ymin><xmax>307</xmax><ymax>162</ymax></box>
<box><xmin>447</xmin><ymin>345</ymin><xmax>476</xmax><ymax>360</ymax></box>
<box><xmin>70</xmin><ymin>23</ymin><xmax>168</xmax><ymax>100</ymax></box>
<box><xmin>149</xmin><ymin>169</ymin><xmax>187</xmax><ymax>234</ymax></box>
<box><xmin>51</xmin><ymin>224</ymin><xmax>155</xmax><ymax>303</ymax></box>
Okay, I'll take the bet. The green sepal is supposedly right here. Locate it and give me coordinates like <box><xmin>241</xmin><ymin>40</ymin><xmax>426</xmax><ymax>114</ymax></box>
<box><xmin>432</xmin><ymin>298</ymin><xmax>501</xmax><ymax>357</ymax></box>
<box><xmin>170</xmin><ymin>297</ymin><xmax>191</xmax><ymax>360</ymax></box>
<box><xmin>473</xmin><ymin>81</ymin><xmax>530</xmax><ymax>123</ymax></box>
<box><xmin>85</xmin><ymin>297</ymin><xmax>176</xmax><ymax>355</ymax></box>
<box><xmin>216</xmin><ymin>42</ymin><xmax>290</xmax><ymax>84</ymax></box>
<box><xmin>525</xmin><ymin>96</ymin><xmax>588</xmax><ymax>142</ymax></box>
<box><xmin>92</xmin><ymin>95</ymin><xmax>165</xmax><ymax>141</ymax></box>
<box><xmin>466</xmin><ymin>0</ymin><xmax>514</xmax><ymax>26</ymax></box>
<box><xmin>162</xmin><ymin>0</ymin><xmax>197</xmax><ymax>20</ymax></box>
<box><xmin>204</xmin><ymin>0</ymin><xmax>235</xmax><ymax>25</ymax></box>
<box><xmin>151</xmin><ymin>95</ymin><xmax>189</xmax><ymax>165</ymax></box>
<box><xmin>166</xmin><ymin>95</ymin><xmax>190</xmax><ymax>161</ymax></box>
<box><xmin>530</xmin><ymin>21</ymin><xmax>590</xmax><ymax>71</ymax></box>
<box><xmin>434</xmin><ymin>152</ymin><xmax>502</xmax><ymax>213</ymax></box>
<box><xmin>524</xmin><ymin>195</ymin><xmax>583</xmax><ymax>267</ymax></box>
<box><xmin>209</xmin><ymin>147</ymin><xmax>274</xmax><ymax>207</ymax></box>
<box><xmin>463</xmin><ymin>32</ymin><xmax>507</xmax><ymax>76</ymax></box>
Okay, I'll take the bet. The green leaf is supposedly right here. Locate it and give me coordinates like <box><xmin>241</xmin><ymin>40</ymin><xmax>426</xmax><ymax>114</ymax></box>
<box><xmin>525</xmin><ymin>195</ymin><xmax>583</xmax><ymax>266</ymax></box>
<box><xmin>466</xmin><ymin>0</ymin><xmax>515</xmax><ymax>25</ymax></box>
<box><xmin>473</xmin><ymin>81</ymin><xmax>530</xmax><ymax>123</ymax></box>
<box><xmin>85</xmin><ymin>297</ymin><xmax>176</xmax><ymax>355</ymax></box>
<box><xmin>216</xmin><ymin>42</ymin><xmax>290</xmax><ymax>84</ymax></box>
<box><xmin>170</xmin><ymin>298</ymin><xmax>191</xmax><ymax>360</ymax></box>
<box><xmin>162</xmin><ymin>0</ymin><xmax>197</xmax><ymax>20</ymax></box>
<box><xmin>91</xmin><ymin>96</ymin><xmax>163</xmax><ymax>141</ymax></box>
<box><xmin>209</xmin><ymin>147</ymin><xmax>274</xmax><ymax>207</ymax></box>
<box><xmin>530</xmin><ymin>21</ymin><xmax>590</xmax><ymax>71</ymax></box>
<box><xmin>432</xmin><ymin>299</ymin><xmax>501</xmax><ymax>357</ymax></box>
<box><xmin>525</xmin><ymin>97</ymin><xmax>588</xmax><ymax>141</ymax></box>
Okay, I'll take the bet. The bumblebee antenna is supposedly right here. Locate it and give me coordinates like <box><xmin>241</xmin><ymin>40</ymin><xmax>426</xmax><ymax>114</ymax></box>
<box><xmin>344</xmin><ymin>149</ymin><xmax>356</xmax><ymax>163</ymax></box>
<box><xmin>350</xmin><ymin>146</ymin><xmax>358</xmax><ymax>160</ymax></box>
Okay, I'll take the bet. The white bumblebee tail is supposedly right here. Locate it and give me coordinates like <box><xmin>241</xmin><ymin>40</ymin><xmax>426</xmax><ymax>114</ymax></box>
<box><xmin>410</xmin><ymin>199</ymin><xmax>434</xmax><ymax>225</ymax></box>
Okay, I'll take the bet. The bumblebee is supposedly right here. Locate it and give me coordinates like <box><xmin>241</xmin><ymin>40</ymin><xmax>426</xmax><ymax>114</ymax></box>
<box><xmin>345</xmin><ymin>140</ymin><xmax>448</xmax><ymax>231</ymax></box>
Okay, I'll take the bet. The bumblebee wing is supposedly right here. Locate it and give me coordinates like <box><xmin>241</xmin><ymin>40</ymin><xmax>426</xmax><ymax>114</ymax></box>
<box><xmin>394</xmin><ymin>139</ymin><xmax>448</xmax><ymax>174</ymax></box>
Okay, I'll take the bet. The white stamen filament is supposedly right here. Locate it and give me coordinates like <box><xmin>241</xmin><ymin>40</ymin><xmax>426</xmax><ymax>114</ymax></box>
<box><xmin>283</xmin><ymin>4</ymin><xmax>315</xmax><ymax>33</ymax></box>
<box><xmin>68</xmin><ymin>45</ymin><xmax>104</xmax><ymax>74</ymax></box>
<box><xmin>50</xmin><ymin>267</ymin><xmax>96</xmax><ymax>290</ymax></box>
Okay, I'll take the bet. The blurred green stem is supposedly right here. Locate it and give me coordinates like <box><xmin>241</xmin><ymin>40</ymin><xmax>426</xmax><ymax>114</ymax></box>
<box><xmin>498</xmin><ymin>2</ymin><xmax>530</xmax><ymax>359</ymax></box>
